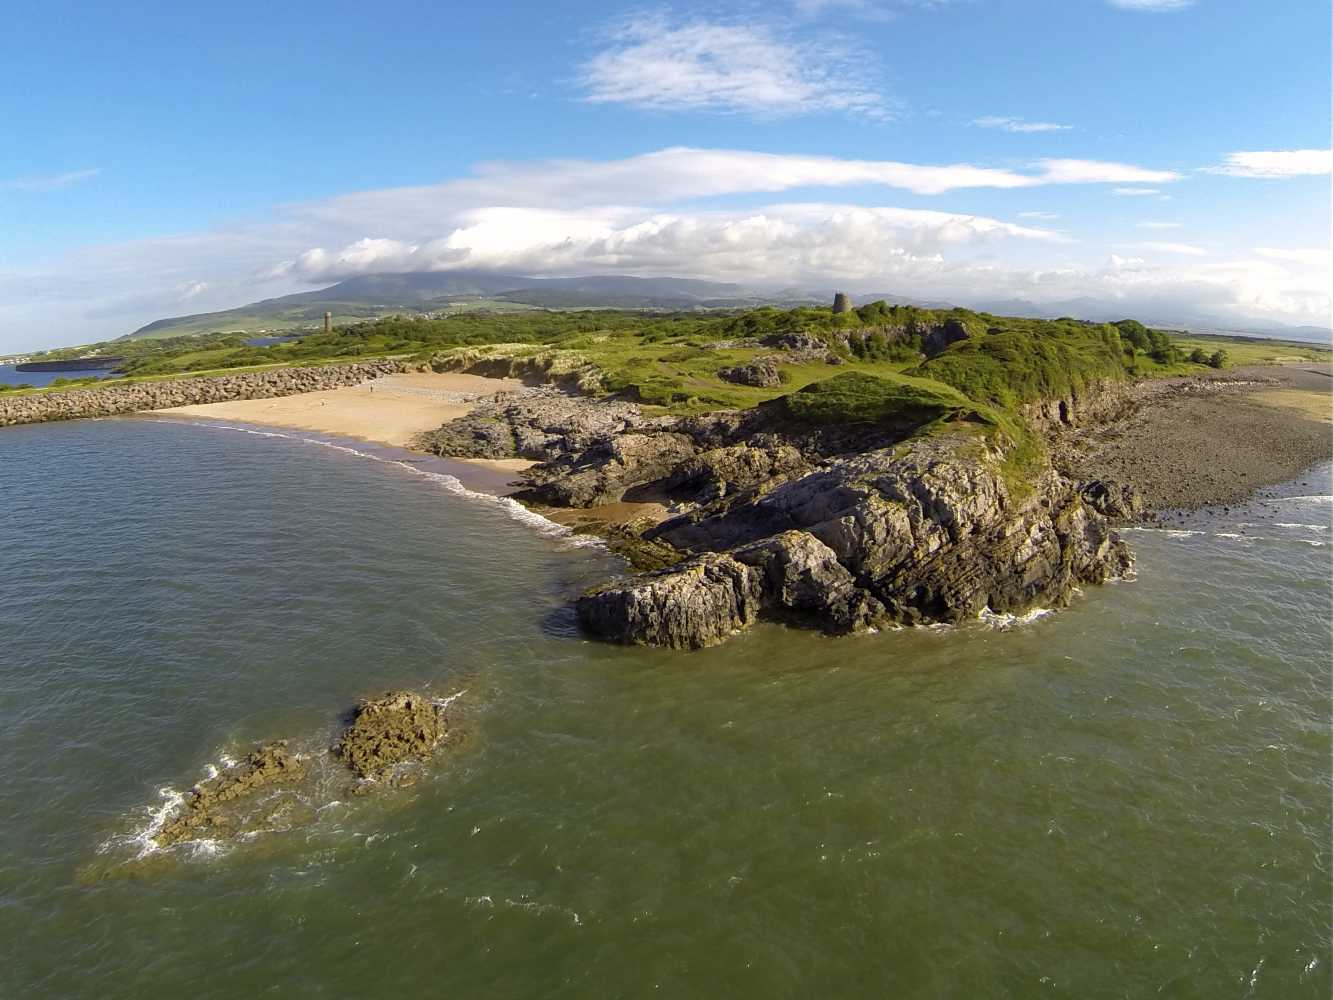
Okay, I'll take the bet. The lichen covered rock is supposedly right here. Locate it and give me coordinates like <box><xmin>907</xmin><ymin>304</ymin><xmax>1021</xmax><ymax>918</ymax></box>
<box><xmin>155</xmin><ymin>741</ymin><xmax>308</xmax><ymax>847</ymax></box>
<box><xmin>578</xmin><ymin>436</ymin><xmax>1133</xmax><ymax>647</ymax></box>
<box><xmin>335</xmin><ymin>690</ymin><xmax>447</xmax><ymax>779</ymax></box>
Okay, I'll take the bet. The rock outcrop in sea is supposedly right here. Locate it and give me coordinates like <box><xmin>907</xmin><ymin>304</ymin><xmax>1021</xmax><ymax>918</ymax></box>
<box><xmin>148</xmin><ymin>689</ymin><xmax>454</xmax><ymax>851</ymax></box>
<box><xmin>155</xmin><ymin>741</ymin><xmax>309</xmax><ymax>847</ymax></box>
<box><xmin>419</xmin><ymin>377</ymin><xmax>1135</xmax><ymax>649</ymax></box>
<box><xmin>335</xmin><ymin>690</ymin><xmax>449</xmax><ymax>781</ymax></box>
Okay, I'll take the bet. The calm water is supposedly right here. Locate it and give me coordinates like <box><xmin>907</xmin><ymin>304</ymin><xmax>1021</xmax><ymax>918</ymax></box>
<box><xmin>1</xmin><ymin>418</ymin><xmax>1328</xmax><ymax>998</ymax></box>
<box><xmin>0</xmin><ymin>363</ymin><xmax>116</xmax><ymax>389</ymax></box>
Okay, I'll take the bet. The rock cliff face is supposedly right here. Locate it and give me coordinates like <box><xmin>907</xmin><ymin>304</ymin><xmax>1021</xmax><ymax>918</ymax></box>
<box><xmin>578</xmin><ymin>436</ymin><xmax>1130</xmax><ymax>648</ymax></box>
<box><xmin>422</xmin><ymin>385</ymin><xmax>1135</xmax><ymax>649</ymax></box>
<box><xmin>0</xmin><ymin>360</ymin><xmax>405</xmax><ymax>427</ymax></box>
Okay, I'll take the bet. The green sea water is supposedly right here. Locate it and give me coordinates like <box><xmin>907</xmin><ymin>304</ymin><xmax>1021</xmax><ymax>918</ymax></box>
<box><xmin>1</xmin><ymin>417</ymin><xmax>1328</xmax><ymax>998</ymax></box>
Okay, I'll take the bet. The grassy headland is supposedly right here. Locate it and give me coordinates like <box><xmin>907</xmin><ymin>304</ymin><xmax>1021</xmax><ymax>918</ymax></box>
<box><xmin>10</xmin><ymin>305</ymin><xmax>1328</xmax><ymax>458</ymax></box>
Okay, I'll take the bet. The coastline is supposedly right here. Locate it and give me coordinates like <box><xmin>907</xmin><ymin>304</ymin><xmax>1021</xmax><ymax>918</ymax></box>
<box><xmin>1054</xmin><ymin>363</ymin><xmax>1332</xmax><ymax>514</ymax></box>
<box><xmin>149</xmin><ymin>371</ymin><xmax>537</xmax><ymax>486</ymax></box>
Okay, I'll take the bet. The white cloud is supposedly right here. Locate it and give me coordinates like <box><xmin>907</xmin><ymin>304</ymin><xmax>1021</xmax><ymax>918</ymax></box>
<box><xmin>1039</xmin><ymin>160</ymin><xmax>1180</xmax><ymax>184</ymax></box>
<box><xmin>1018</xmin><ymin>211</ymin><xmax>1060</xmax><ymax>220</ymax></box>
<box><xmin>973</xmin><ymin>116</ymin><xmax>1072</xmax><ymax>133</ymax></box>
<box><xmin>1134</xmin><ymin>241</ymin><xmax>1208</xmax><ymax>256</ymax></box>
<box><xmin>0</xmin><ymin>168</ymin><xmax>101</xmax><ymax>193</ymax></box>
<box><xmin>1108</xmin><ymin>0</ymin><xmax>1193</xmax><ymax>10</ymax></box>
<box><xmin>1254</xmin><ymin>247</ymin><xmax>1332</xmax><ymax>265</ymax></box>
<box><xmin>1137</xmin><ymin>221</ymin><xmax>1182</xmax><ymax>229</ymax></box>
<box><xmin>302</xmin><ymin>149</ymin><xmax>1182</xmax><ymax>218</ymax></box>
<box><xmin>1113</xmin><ymin>187</ymin><xmax>1162</xmax><ymax>196</ymax></box>
<box><xmin>1203</xmin><ymin>149</ymin><xmax>1333</xmax><ymax>179</ymax></box>
<box><xmin>277</xmin><ymin>204</ymin><xmax>1062</xmax><ymax>284</ymax></box>
<box><xmin>1</xmin><ymin>147</ymin><xmax>1320</xmax><ymax>352</ymax></box>
<box><xmin>578</xmin><ymin>14</ymin><xmax>886</xmax><ymax>119</ymax></box>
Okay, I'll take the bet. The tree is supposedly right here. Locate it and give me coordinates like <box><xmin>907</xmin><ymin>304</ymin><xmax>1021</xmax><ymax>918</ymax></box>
<box><xmin>1188</xmin><ymin>348</ymin><xmax>1209</xmax><ymax>364</ymax></box>
<box><xmin>1208</xmin><ymin>350</ymin><xmax>1228</xmax><ymax>369</ymax></box>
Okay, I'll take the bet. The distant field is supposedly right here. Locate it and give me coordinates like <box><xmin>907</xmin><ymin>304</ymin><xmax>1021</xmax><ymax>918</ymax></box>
<box><xmin>1171</xmin><ymin>333</ymin><xmax>1331</xmax><ymax>367</ymax></box>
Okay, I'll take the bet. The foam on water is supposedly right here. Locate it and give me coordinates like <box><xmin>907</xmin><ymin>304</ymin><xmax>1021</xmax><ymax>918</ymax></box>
<box><xmin>979</xmin><ymin>606</ymin><xmax>1054</xmax><ymax>629</ymax></box>
<box><xmin>162</xmin><ymin>419</ymin><xmax>602</xmax><ymax>548</ymax></box>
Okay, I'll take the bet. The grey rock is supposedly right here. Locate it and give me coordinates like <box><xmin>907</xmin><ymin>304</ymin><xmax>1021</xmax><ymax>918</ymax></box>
<box><xmin>579</xmin><ymin>434</ymin><xmax>1133</xmax><ymax>646</ymax></box>
<box><xmin>718</xmin><ymin>359</ymin><xmax>782</xmax><ymax>388</ymax></box>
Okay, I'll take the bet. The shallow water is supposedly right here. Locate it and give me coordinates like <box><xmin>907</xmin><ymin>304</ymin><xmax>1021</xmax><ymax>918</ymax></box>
<box><xmin>0</xmin><ymin>363</ymin><xmax>117</xmax><ymax>389</ymax></box>
<box><xmin>1</xmin><ymin>418</ymin><xmax>1328</xmax><ymax>998</ymax></box>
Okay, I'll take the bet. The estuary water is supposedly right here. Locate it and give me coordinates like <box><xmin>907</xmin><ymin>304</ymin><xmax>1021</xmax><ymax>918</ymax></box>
<box><xmin>0</xmin><ymin>363</ymin><xmax>118</xmax><ymax>389</ymax></box>
<box><xmin>1</xmin><ymin>417</ymin><xmax>1328</xmax><ymax>998</ymax></box>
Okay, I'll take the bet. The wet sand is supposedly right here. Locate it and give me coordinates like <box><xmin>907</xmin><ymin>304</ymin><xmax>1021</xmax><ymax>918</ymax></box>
<box><xmin>156</xmin><ymin>372</ymin><xmax>534</xmax><ymax>456</ymax></box>
<box><xmin>1059</xmin><ymin>365</ymin><xmax>1332</xmax><ymax>511</ymax></box>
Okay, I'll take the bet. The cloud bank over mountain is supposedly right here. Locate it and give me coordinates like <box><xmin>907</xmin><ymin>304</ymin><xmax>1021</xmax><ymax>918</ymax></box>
<box><xmin>1</xmin><ymin>146</ymin><xmax>1328</xmax><ymax>348</ymax></box>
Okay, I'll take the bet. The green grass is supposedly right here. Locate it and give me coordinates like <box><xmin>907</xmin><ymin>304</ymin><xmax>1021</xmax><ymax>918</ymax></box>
<box><xmin>775</xmin><ymin>371</ymin><xmax>973</xmax><ymax>427</ymax></box>
<box><xmin>1169</xmin><ymin>333</ymin><xmax>1331</xmax><ymax>367</ymax></box>
<box><xmin>910</xmin><ymin>318</ymin><xmax>1131</xmax><ymax>409</ymax></box>
<box><xmin>18</xmin><ymin>304</ymin><xmax>1327</xmax><ymax>496</ymax></box>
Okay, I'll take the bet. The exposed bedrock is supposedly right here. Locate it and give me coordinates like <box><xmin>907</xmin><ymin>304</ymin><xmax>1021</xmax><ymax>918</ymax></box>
<box><xmin>577</xmin><ymin>436</ymin><xmax>1132</xmax><ymax>647</ymax></box>
<box><xmin>149</xmin><ymin>689</ymin><xmax>454</xmax><ymax>852</ymax></box>
<box><xmin>718</xmin><ymin>358</ymin><xmax>783</xmax><ymax>387</ymax></box>
<box><xmin>420</xmin><ymin>383</ymin><xmax>1135</xmax><ymax>649</ymax></box>
<box><xmin>335</xmin><ymin>690</ymin><xmax>450</xmax><ymax>780</ymax></box>
<box><xmin>415</xmin><ymin>387</ymin><xmax>648</xmax><ymax>462</ymax></box>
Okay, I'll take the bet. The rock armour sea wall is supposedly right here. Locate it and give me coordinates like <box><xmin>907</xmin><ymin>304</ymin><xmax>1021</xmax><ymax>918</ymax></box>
<box><xmin>0</xmin><ymin>360</ymin><xmax>406</xmax><ymax>428</ymax></box>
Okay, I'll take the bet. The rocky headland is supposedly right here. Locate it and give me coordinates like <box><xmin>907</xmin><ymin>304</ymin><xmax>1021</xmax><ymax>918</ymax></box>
<box><xmin>417</xmin><ymin>369</ymin><xmax>1138</xmax><ymax>648</ymax></box>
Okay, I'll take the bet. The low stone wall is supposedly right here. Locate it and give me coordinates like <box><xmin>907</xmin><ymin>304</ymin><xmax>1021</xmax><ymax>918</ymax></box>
<box><xmin>0</xmin><ymin>359</ymin><xmax>407</xmax><ymax>428</ymax></box>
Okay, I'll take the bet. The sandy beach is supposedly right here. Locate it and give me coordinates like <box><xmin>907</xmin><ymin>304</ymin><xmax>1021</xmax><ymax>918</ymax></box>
<box><xmin>155</xmin><ymin>372</ymin><xmax>532</xmax><ymax>453</ymax></box>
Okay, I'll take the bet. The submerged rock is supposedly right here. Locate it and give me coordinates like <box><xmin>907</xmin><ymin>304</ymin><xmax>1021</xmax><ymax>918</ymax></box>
<box><xmin>335</xmin><ymin>690</ymin><xmax>448</xmax><ymax>779</ymax></box>
<box><xmin>146</xmin><ymin>690</ymin><xmax>454</xmax><ymax>852</ymax></box>
<box><xmin>155</xmin><ymin>741</ymin><xmax>308</xmax><ymax>847</ymax></box>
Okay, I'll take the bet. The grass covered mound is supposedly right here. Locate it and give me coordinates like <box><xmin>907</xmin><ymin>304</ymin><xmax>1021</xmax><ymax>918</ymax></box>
<box><xmin>910</xmin><ymin>319</ymin><xmax>1131</xmax><ymax>408</ymax></box>
<box><xmin>775</xmin><ymin>372</ymin><xmax>974</xmax><ymax>428</ymax></box>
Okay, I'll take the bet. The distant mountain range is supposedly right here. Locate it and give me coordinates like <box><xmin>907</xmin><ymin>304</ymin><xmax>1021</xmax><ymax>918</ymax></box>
<box><xmin>124</xmin><ymin>270</ymin><xmax>1332</xmax><ymax>344</ymax></box>
<box><xmin>123</xmin><ymin>272</ymin><xmax>814</xmax><ymax>340</ymax></box>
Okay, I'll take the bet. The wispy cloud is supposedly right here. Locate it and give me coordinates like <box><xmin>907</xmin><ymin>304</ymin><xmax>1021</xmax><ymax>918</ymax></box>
<box><xmin>1137</xmin><ymin>221</ymin><xmax>1181</xmax><ymax>229</ymax></box>
<box><xmin>1135</xmin><ymin>241</ymin><xmax>1208</xmax><ymax>256</ymax></box>
<box><xmin>9</xmin><ymin>147</ymin><xmax>1324</xmax><ymax>352</ymax></box>
<box><xmin>790</xmin><ymin>0</ymin><xmax>955</xmax><ymax>22</ymax></box>
<box><xmin>1043</xmin><ymin>160</ymin><xmax>1179</xmax><ymax>184</ymax></box>
<box><xmin>973</xmin><ymin>115</ymin><xmax>1072</xmax><ymax>133</ymax></box>
<box><xmin>1254</xmin><ymin>247</ymin><xmax>1331</xmax><ymax>265</ymax></box>
<box><xmin>1203</xmin><ymin>149</ymin><xmax>1333</xmax><ymax>178</ymax></box>
<box><xmin>578</xmin><ymin>14</ymin><xmax>887</xmax><ymax>119</ymax></box>
<box><xmin>1017</xmin><ymin>211</ymin><xmax>1060</xmax><ymax>220</ymax></box>
<box><xmin>1108</xmin><ymin>0</ymin><xmax>1193</xmax><ymax>10</ymax></box>
<box><xmin>1113</xmin><ymin>187</ymin><xmax>1163</xmax><ymax>196</ymax></box>
<box><xmin>0</xmin><ymin>168</ymin><xmax>101</xmax><ymax>193</ymax></box>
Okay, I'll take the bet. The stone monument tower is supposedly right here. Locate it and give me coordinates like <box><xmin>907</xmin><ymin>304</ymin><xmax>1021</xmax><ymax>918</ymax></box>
<box><xmin>832</xmin><ymin>292</ymin><xmax>852</xmax><ymax>314</ymax></box>
<box><xmin>324</xmin><ymin>312</ymin><xmax>332</xmax><ymax>335</ymax></box>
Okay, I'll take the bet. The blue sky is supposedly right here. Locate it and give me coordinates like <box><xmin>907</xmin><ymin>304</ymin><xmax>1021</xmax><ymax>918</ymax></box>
<box><xmin>1</xmin><ymin>0</ymin><xmax>1329</xmax><ymax>351</ymax></box>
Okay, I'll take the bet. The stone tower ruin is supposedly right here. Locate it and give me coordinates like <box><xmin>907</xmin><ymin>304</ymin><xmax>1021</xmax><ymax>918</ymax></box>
<box><xmin>832</xmin><ymin>292</ymin><xmax>852</xmax><ymax>314</ymax></box>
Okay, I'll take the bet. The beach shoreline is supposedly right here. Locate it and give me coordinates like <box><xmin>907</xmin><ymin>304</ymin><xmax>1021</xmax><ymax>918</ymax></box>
<box><xmin>1054</xmin><ymin>363</ymin><xmax>1333</xmax><ymax>513</ymax></box>
<box><xmin>150</xmin><ymin>371</ymin><xmax>537</xmax><ymax>487</ymax></box>
<box><xmin>147</xmin><ymin>362</ymin><xmax>1332</xmax><ymax>522</ymax></box>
